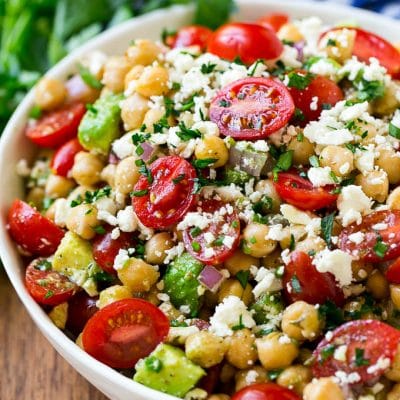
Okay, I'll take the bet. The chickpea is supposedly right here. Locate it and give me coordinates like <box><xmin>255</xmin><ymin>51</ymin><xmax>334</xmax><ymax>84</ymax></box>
<box><xmin>65</xmin><ymin>204</ymin><xmax>98</xmax><ymax>240</ymax></box>
<box><xmin>366</xmin><ymin>270</ymin><xmax>389</xmax><ymax>299</ymax></box>
<box><xmin>277</xmin><ymin>365</ymin><xmax>312</xmax><ymax>395</ymax></box>
<box><xmin>319</xmin><ymin>145</ymin><xmax>354</xmax><ymax>177</ymax></box>
<box><xmin>71</xmin><ymin>152</ymin><xmax>104</xmax><ymax>186</ymax></box>
<box><xmin>208</xmin><ymin>395</ymin><xmax>230</xmax><ymax>400</ymax></box>
<box><xmin>295</xmin><ymin>236</ymin><xmax>326</xmax><ymax>255</ymax></box>
<box><xmin>359</xmin><ymin>121</ymin><xmax>378</xmax><ymax>145</ymax></box>
<box><xmin>145</xmin><ymin>285</ymin><xmax>161</xmax><ymax>306</ymax></box>
<box><xmin>303</xmin><ymin>378</ymin><xmax>345</xmax><ymax>400</ymax></box>
<box><xmin>225</xmin><ymin>329</ymin><xmax>258</xmax><ymax>369</ymax></box>
<box><xmin>254</xmin><ymin>179</ymin><xmax>281</xmax><ymax>213</ymax></box>
<box><xmin>391</xmin><ymin>285</ymin><xmax>400</xmax><ymax>309</ymax></box>
<box><xmin>125</xmin><ymin>39</ymin><xmax>162</xmax><ymax>66</ymax></box>
<box><xmin>256</xmin><ymin>332</ymin><xmax>299</xmax><ymax>370</ymax></box>
<box><xmin>355</xmin><ymin>171</ymin><xmax>389</xmax><ymax>203</ymax></box>
<box><xmin>387</xmin><ymin>187</ymin><xmax>400</xmax><ymax>210</ymax></box>
<box><xmin>185</xmin><ymin>331</ymin><xmax>226</xmax><ymax>368</ymax></box>
<box><xmin>242</xmin><ymin>223</ymin><xmax>277</xmax><ymax>258</ymax></box>
<box><xmin>220</xmin><ymin>363</ymin><xmax>236</xmax><ymax>383</ymax></box>
<box><xmin>386</xmin><ymin>345</ymin><xmax>400</xmax><ymax>382</ymax></box>
<box><xmin>224</xmin><ymin>249</ymin><xmax>259</xmax><ymax>276</ymax></box>
<box><xmin>319</xmin><ymin>28</ymin><xmax>356</xmax><ymax>63</ymax></box>
<box><xmin>261</xmin><ymin>249</ymin><xmax>283</xmax><ymax>270</ymax></box>
<box><xmin>135</xmin><ymin>66</ymin><xmax>169</xmax><ymax>97</ymax></box>
<box><xmin>218</xmin><ymin>279</ymin><xmax>253</xmax><ymax>306</ymax></box>
<box><xmin>351</xmin><ymin>259</ymin><xmax>373</xmax><ymax>282</ymax></box>
<box><xmin>124</xmin><ymin>65</ymin><xmax>145</xmax><ymax>91</ymax></box>
<box><xmin>388</xmin><ymin>383</ymin><xmax>400</xmax><ymax>400</ymax></box>
<box><xmin>372</xmin><ymin>81</ymin><xmax>400</xmax><ymax>116</ymax></box>
<box><xmin>114</xmin><ymin>156</ymin><xmax>141</xmax><ymax>195</ymax></box>
<box><xmin>102</xmin><ymin>56</ymin><xmax>132</xmax><ymax>92</ymax></box>
<box><xmin>145</xmin><ymin>232</ymin><xmax>174</xmax><ymax>264</ymax></box>
<box><xmin>287</xmin><ymin>136</ymin><xmax>315</xmax><ymax>166</ymax></box>
<box><xmin>121</xmin><ymin>93</ymin><xmax>149</xmax><ymax>130</ymax></box>
<box><xmin>35</xmin><ymin>77</ymin><xmax>66</xmax><ymax>110</ymax></box>
<box><xmin>97</xmin><ymin>285</ymin><xmax>132</xmax><ymax>309</ymax></box>
<box><xmin>26</xmin><ymin>187</ymin><xmax>45</xmax><ymax>209</ymax></box>
<box><xmin>376</xmin><ymin>148</ymin><xmax>400</xmax><ymax>185</ymax></box>
<box><xmin>235</xmin><ymin>366</ymin><xmax>269</xmax><ymax>392</ymax></box>
<box><xmin>45</xmin><ymin>174</ymin><xmax>75</xmax><ymax>198</ymax></box>
<box><xmin>278</xmin><ymin>23</ymin><xmax>304</xmax><ymax>42</ymax></box>
<box><xmin>117</xmin><ymin>257</ymin><xmax>159</xmax><ymax>293</ymax></box>
<box><xmin>281</xmin><ymin>301</ymin><xmax>322</xmax><ymax>341</ymax></box>
<box><xmin>100</xmin><ymin>164</ymin><xmax>117</xmax><ymax>188</ymax></box>
<box><xmin>159</xmin><ymin>302</ymin><xmax>182</xmax><ymax>321</ymax></box>
<box><xmin>280</xmin><ymin>225</ymin><xmax>307</xmax><ymax>250</ymax></box>
<box><xmin>195</xmin><ymin>136</ymin><xmax>229</xmax><ymax>168</ymax></box>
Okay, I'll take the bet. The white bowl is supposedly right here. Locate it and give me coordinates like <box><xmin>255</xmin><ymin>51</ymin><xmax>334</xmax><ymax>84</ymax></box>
<box><xmin>0</xmin><ymin>1</ymin><xmax>399</xmax><ymax>399</ymax></box>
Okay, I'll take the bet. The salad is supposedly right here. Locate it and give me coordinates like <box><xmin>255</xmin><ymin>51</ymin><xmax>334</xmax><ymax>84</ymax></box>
<box><xmin>7</xmin><ymin>9</ymin><xmax>400</xmax><ymax>400</ymax></box>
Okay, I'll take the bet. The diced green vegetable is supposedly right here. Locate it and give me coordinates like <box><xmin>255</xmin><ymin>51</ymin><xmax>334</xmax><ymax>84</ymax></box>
<box><xmin>250</xmin><ymin>292</ymin><xmax>284</xmax><ymax>325</ymax></box>
<box><xmin>224</xmin><ymin>167</ymin><xmax>252</xmax><ymax>185</ymax></box>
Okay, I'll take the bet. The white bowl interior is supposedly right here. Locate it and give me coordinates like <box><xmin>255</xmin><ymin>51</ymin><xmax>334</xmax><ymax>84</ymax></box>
<box><xmin>0</xmin><ymin>1</ymin><xmax>399</xmax><ymax>399</ymax></box>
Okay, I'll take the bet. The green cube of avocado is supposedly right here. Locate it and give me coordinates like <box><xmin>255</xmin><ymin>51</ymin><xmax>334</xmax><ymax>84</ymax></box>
<box><xmin>133</xmin><ymin>344</ymin><xmax>205</xmax><ymax>398</ymax></box>
<box><xmin>78</xmin><ymin>93</ymin><xmax>123</xmax><ymax>155</ymax></box>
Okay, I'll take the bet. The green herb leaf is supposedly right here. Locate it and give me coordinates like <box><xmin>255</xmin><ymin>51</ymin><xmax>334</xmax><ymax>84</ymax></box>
<box><xmin>201</xmin><ymin>62</ymin><xmax>217</xmax><ymax>74</ymax></box>
<box><xmin>287</xmin><ymin>71</ymin><xmax>314</xmax><ymax>90</ymax></box>
<box><xmin>267</xmin><ymin>369</ymin><xmax>282</xmax><ymax>380</ymax></box>
<box><xmin>320</xmin><ymin>344</ymin><xmax>336</xmax><ymax>362</ymax></box>
<box><xmin>44</xmin><ymin>290</ymin><xmax>54</xmax><ymax>299</ymax></box>
<box><xmin>231</xmin><ymin>315</ymin><xmax>245</xmax><ymax>331</ymax></box>
<box><xmin>373</xmin><ymin>236</ymin><xmax>388</xmax><ymax>258</ymax></box>
<box><xmin>321</xmin><ymin>212</ymin><xmax>335</xmax><ymax>246</ymax></box>
<box><xmin>272</xmin><ymin>150</ymin><xmax>294</xmax><ymax>180</ymax></box>
<box><xmin>93</xmin><ymin>225</ymin><xmax>106</xmax><ymax>234</ymax></box>
<box><xmin>172</xmin><ymin>173</ymin><xmax>186</xmax><ymax>184</ymax></box>
<box><xmin>309</xmin><ymin>155</ymin><xmax>320</xmax><ymax>167</ymax></box>
<box><xmin>289</xmin><ymin>234</ymin><xmax>295</xmax><ymax>251</ymax></box>
<box><xmin>145</xmin><ymin>356</ymin><xmax>163</xmax><ymax>372</ymax></box>
<box><xmin>318</xmin><ymin>300</ymin><xmax>345</xmax><ymax>330</ymax></box>
<box><xmin>78</xmin><ymin>64</ymin><xmax>103</xmax><ymax>89</ymax></box>
<box><xmin>236</xmin><ymin>270</ymin><xmax>250</xmax><ymax>289</ymax></box>
<box><xmin>193</xmin><ymin>158</ymin><xmax>218</xmax><ymax>169</ymax></box>
<box><xmin>248</xmin><ymin>59</ymin><xmax>264</xmax><ymax>77</ymax></box>
<box><xmin>176</xmin><ymin>122</ymin><xmax>202</xmax><ymax>141</ymax></box>
<box><xmin>131</xmin><ymin>189</ymin><xmax>148</xmax><ymax>197</ymax></box>
<box><xmin>190</xmin><ymin>227</ymin><xmax>202</xmax><ymax>237</ymax></box>
<box><xmin>389</xmin><ymin>122</ymin><xmax>400</xmax><ymax>139</ymax></box>
<box><xmin>213</xmin><ymin>236</ymin><xmax>225</xmax><ymax>246</ymax></box>
<box><xmin>291</xmin><ymin>275</ymin><xmax>302</xmax><ymax>293</ymax></box>
<box><xmin>354</xmin><ymin>348</ymin><xmax>370</xmax><ymax>367</ymax></box>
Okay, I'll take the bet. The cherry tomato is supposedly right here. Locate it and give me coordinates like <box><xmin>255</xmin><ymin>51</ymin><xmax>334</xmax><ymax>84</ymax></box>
<box><xmin>232</xmin><ymin>383</ymin><xmax>300</xmax><ymax>400</ymax></box>
<box><xmin>282</xmin><ymin>251</ymin><xmax>345</xmax><ymax>306</ymax></box>
<box><xmin>339</xmin><ymin>210</ymin><xmax>400</xmax><ymax>263</ymax></box>
<box><xmin>210</xmin><ymin>77</ymin><xmax>294</xmax><ymax>140</ymax></box>
<box><xmin>8</xmin><ymin>199</ymin><xmax>64</xmax><ymax>256</ymax></box>
<box><xmin>82</xmin><ymin>298</ymin><xmax>169</xmax><ymax>369</ymax></box>
<box><xmin>386</xmin><ymin>258</ymin><xmax>400</xmax><ymax>284</ymax></box>
<box><xmin>288</xmin><ymin>74</ymin><xmax>343</xmax><ymax>125</ymax></box>
<box><xmin>93</xmin><ymin>229</ymin><xmax>137</xmax><ymax>275</ymax></box>
<box><xmin>274</xmin><ymin>172</ymin><xmax>338</xmax><ymax>211</ymax></box>
<box><xmin>51</xmin><ymin>138</ymin><xmax>83</xmax><ymax>177</ymax></box>
<box><xmin>66</xmin><ymin>291</ymin><xmax>99</xmax><ymax>336</ymax></box>
<box><xmin>25</xmin><ymin>102</ymin><xmax>86</xmax><ymax>148</ymax></box>
<box><xmin>321</xmin><ymin>27</ymin><xmax>400</xmax><ymax>77</ymax></box>
<box><xmin>207</xmin><ymin>23</ymin><xmax>283</xmax><ymax>65</ymax></box>
<box><xmin>132</xmin><ymin>156</ymin><xmax>197</xmax><ymax>229</ymax></box>
<box><xmin>256</xmin><ymin>13</ymin><xmax>289</xmax><ymax>32</ymax></box>
<box><xmin>183</xmin><ymin>199</ymin><xmax>240</xmax><ymax>265</ymax></box>
<box><xmin>25</xmin><ymin>258</ymin><xmax>76</xmax><ymax>306</ymax></box>
<box><xmin>313</xmin><ymin>320</ymin><xmax>400</xmax><ymax>384</ymax></box>
<box><xmin>170</xmin><ymin>25</ymin><xmax>213</xmax><ymax>49</ymax></box>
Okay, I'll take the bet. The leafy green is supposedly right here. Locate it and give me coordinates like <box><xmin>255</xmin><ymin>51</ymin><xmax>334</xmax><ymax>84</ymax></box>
<box><xmin>194</xmin><ymin>0</ymin><xmax>234</xmax><ymax>29</ymax></box>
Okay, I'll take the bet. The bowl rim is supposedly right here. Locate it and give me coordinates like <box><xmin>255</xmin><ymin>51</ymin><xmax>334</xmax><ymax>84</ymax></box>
<box><xmin>0</xmin><ymin>1</ymin><xmax>399</xmax><ymax>399</ymax></box>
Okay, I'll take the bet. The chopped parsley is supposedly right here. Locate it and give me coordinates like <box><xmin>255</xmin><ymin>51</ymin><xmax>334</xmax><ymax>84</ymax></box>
<box><xmin>236</xmin><ymin>270</ymin><xmax>250</xmax><ymax>289</ymax></box>
<box><xmin>44</xmin><ymin>290</ymin><xmax>54</xmax><ymax>299</ymax></box>
<box><xmin>291</xmin><ymin>275</ymin><xmax>302</xmax><ymax>293</ymax></box>
<box><xmin>287</xmin><ymin>71</ymin><xmax>314</xmax><ymax>90</ymax></box>
<box><xmin>267</xmin><ymin>369</ymin><xmax>282</xmax><ymax>380</ymax></box>
<box><xmin>93</xmin><ymin>225</ymin><xmax>106</xmax><ymax>235</ymax></box>
<box><xmin>161</xmin><ymin>28</ymin><xmax>176</xmax><ymax>45</ymax></box>
<box><xmin>294</xmin><ymin>107</ymin><xmax>305</xmax><ymax>121</ymax></box>
<box><xmin>389</xmin><ymin>122</ymin><xmax>400</xmax><ymax>139</ymax></box>
<box><xmin>35</xmin><ymin>259</ymin><xmax>52</xmax><ymax>271</ymax></box>
<box><xmin>190</xmin><ymin>227</ymin><xmax>202</xmax><ymax>237</ymax></box>
<box><xmin>181</xmin><ymin>93</ymin><xmax>198</xmax><ymax>111</ymax></box>
<box><xmin>354</xmin><ymin>348</ymin><xmax>370</xmax><ymax>367</ymax></box>
<box><xmin>78</xmin><ymin>64</ymin><xmax>103</xmax><ymax>89</ymax></box>
<box><xmin>272</xmin><ymin>150</ymin><xmax>294</xmax><ymax>180</ymax></box>
<box><xmin>172</xmin><ymin>173</ymin><xmax>186</xmax><ymax>184</ymax></box>
<box><xmin>192</xmin><ymin>241</ymin><xmax>201</xmax><ymax>252</ymax></box>
<box><xmin>213</xmin><ymin>236</ymin><xmax>225</xmax><ymax>246</ymax></box>
<box><xmin>201</xmin><ymin>62</ymin><xmax>217</xmax><ymax>74</ymax></box>
<box><xmin>321</xmin><ymin>212</ymin><xmax>335</xmax><ymax>247</ymax></box>
<box><xmin>176</xmin><ymin>122</ymin><xmax>202</xmax><ymax>141</ymax></box>
<box><xmin>248</xmin><ymin>59</ymin><xmax>264</xmax><ymax>76</ymax></box>
<box><xmin>252</xmin><ymin>196</ymin><xmax>273</xmax><ymax>214</ymax></box>
<box><xmin>326</xmin><ymin>38</ymin><xmax>337</xmax><ymax>46</ymax></box>
<box><xmin>373</xmin><ymin>236</ymin><xmax>388</xmax><ymax>258</ymax></box>
<box><xmin>153</xmin><ymin>116</ymin><xmax>169</xmax><ymax>133</ymax></box>
<box><xmin>318</xmin><ymin>300</ymin><xmax>344</xmax><ymax>330</ymax></box>
<box><xmin>231</xmin><ymin>315</ymin><xmax>245</xmax><ymax>331</ymax></box>
<box><xmin>192</xmin><ymin>158</ymin><xmax>217</xmax><ymax>169</ymax></box>
<box><xmin>289</xmin><ymin>234</ymin><xmax>295</xmax><ymax>251</ymax></box>
<box><xmin>320</xmin><ymin>344</ymin><xmax>336</xmax><ymax>362</ymax></box>
<box><xmin>70</xmin><ymin>186</ymin><xmax>111</xmax><ymax>207</ymax></box>
<box><xmin>131</xmin><ymin>189</ymin><xmax>148</xmax><ymax>197</ymax></box>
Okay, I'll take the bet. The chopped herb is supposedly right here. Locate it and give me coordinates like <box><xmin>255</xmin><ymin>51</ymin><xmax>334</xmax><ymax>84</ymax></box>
<box><xmin>320</xmin><ymin>344</ymin><xmax>336</xmax><ymax>362</ymax></box>
<box><xmin>341</xmin><ymin>176</ymin><xmax>355</xmax><ymax>187</ymax></box>
<box><xmin>267</xmin><ymin>369</ymin><xmax>282</xmax><ymax>380</ymax></box>
<box><xmin>354</xmin><ymin>348</ymin><xmax>370</xmax><ymax>367</ymax></box>
<box><xmin>176</xmin><ymin>122</ymin><xmax>202</xmax><ymax>141</ymax></box>
<box><xmin>70</xmin><ymin>187</ymin><xmax>111</xmax><ymax>207</ymax></box>
<box><xmin>93</xmin><ymin>225</ymin><xmax>106</xmax><ymax>234</ymax></box>
<box><xmin>92</xmin><ymin>270</ymin><xmax>115</xmax><ymax>285</ymax></box>
<box><xmin>181</xmin><ymin>94</ymin><xmax>198</xmax><ymax>111</ymax></box>
<box><xmin>136</xmin><ymin>145</ymin><xmax>144</xmax><ymax>156</ymax></box>
<box><xmin>213</xmin><ymin>236</ymin><xmax>225</xmax><ymax>246</ymax></box>
<box><xmin>44</xmin><ymin>290</ymin><xmax>54</xmax><ymax>299</ymax></box>
<box><xmin>373</xmin><ymin>236</ymin><xmax>388</xmax><ymax>258</ymax></box>
<box><xmin>248</xmin><ymin>59</ymin><xmax>264</xmax><ymax>76</ymax></box>
<box><xmin>326</xmin><ymin>38</ymin><xmax>337</xmax><ymax>46</ymax></box>
<box><xmin>172</xmin><ymin>173</ymin><xmax>186</xmax><ymax>184</ymax></box>
<box><xmin>138</xmin><ymin>163</ymin><xmax>153</xmax><ymax>184</ymax></box>
<box><xmin>231</xmin><ymin>315</ymin><xmax>245</xmax><ymax>331</ymax></box>
<box><xmin>289</xmin><ymin>234</ymin><xmax>295</xmax><ymax>251</ymax></box>
<box><xmin>171</xmin><ymin>82</ymin><xmax>181</xmax><ymax>91</ymax></box>
<box><xmin>161</xmin><ymin>28</ymin><xmax>176</xmax><ymax>44</ymax></box>
<box><xmin>294</xmin><ymin>107</ymin><xmax>305</xmax><ymax>121</ymax></box>
<box><xmin>29</xmin><ymin>105</ymin><xmax>42</xmax><ymax>119</ymax></box>
<box><xmin>252</xmin><ymin>196</ymin><xmax>273</xmax><ymax>214</ymax></box>
<box><xmin>231</xmin><ymin>220</ymin><xmax>239</xmax><ymax>229</ymax></box>
<box><xmin>145</xmin><ymin>356</ymin><xmax>163</xmax><ymax>373</ymax></box>
<box><xmin>309</xmin><ymin>155</ymin><xmax>320</xmax><ymax>167</ymax></box>
<box><xmin>291</xmin><ymin>275</ymin><xmax>302</xmax><ymax>293</ymax></box>
<box><xmin>164</xmin><ymin>97</ymin><xmax>176</xmax><ymax>117</ymax></box>
<box><xmin>272</xmin><ymin>150</ymin><xmax>294</xmax><ymax>181</ymax></box>
<box><xmin>36</xmin><ymin>259</ymin><xmax>52</xmax><ymax>271</ymax></box>
<box><xmin>131</xmin><ymin>189</ymin><xmax>148</xmax><ymax>197</ymax></box>
<box><xmin>78</xmin><ymin>64</ymin><xmax>103</xmax><ymax>89</ymax></box>
<box><xmin>282</xmin><ymin>39</ymin><xmax>294</xmax><ymax>46</ymax></box>
<box><xmin>321</xmin><ymin>103</ymin><xmax>332</xmax><ymax>110</ymax></box>
<box><xmin>233</xmin><ymin>56</ymin><xmax>244</xmax><ymax>65</ymax></box>
<box><xmin>271</xmin><ymin>60</ymin><xmax>292</xmax><ymax>79</ymax></box>
<box><xmin>190</xmin><ymin>227</ymin><xmax>202</xmax><ymax>237</ymax></box>
<box><xmin>308</xmin><ymin>249</ymin><xmax>316</xmax><ymax>256</ymax></box>
<box><xmin>356</xmin><ymin>78</ymin><xmax>385</xmax><ymax>102</ymax></box>
<box><xmin>192</xmin><ymin>158</ymin><xmax>217</xmax><ymax>169</ymax></box>
<box><xmin>249</xmin><ymin>236</ymin><xmax>257</xmax><ymax>244</ymax></box>
<box><xmin>219</xmin><ymin>99</ymin><xmax>231</xmax><ymax>108</ymax></box>
<box><xmin>318</xmin><ymin>300</ymin><xmax>344</xmax><ymax>330</ymax></box>
<box><xmin>201</xmin><ymin>62</ymin><xmax>217</xmax><ymax>74</ymax></box>
<box><xmin>389</xmin><ymin>122</ymin><xmax>400</xmax><ymax>139</ymax></box>
<box><xmin>275</xmin><ymin>265</ymin><xmax>285</xmax><ymax>278</ymax></box>
<box><xmin>132</xmin><ymin>132</ymin><xmax>151</xmax><ymax>145</ymax></box>
<box><xmin>287</xmin><ymin>71</ymin><xmax>314</xmax><ymax>90</ymax></box>
<box><xmin>153</xmin><ymin>116</ymin><xmax>170</xmax><ymax>133</ymax></box>
<box><xmin>192</xmin><ymin>241</ymin><xmax>201</xmax><ymax>252</ymax></box>
<box><xmin>321</xmin><ymin>212</ymin><xmax>335</xmax><ymax>247</ymax></box>
<box><xmin>199</xmin><ymin>108</ymin><xmax>206</xmax><ymax>121</ymax></box>
<box><xmin>296</xmin><ymin>132</ymin><xmax>304</xmax><ymax>142</ymax></box>
<box><xmin>86</xmin><ymin>103</ymin><xmax>98</xmax><ymax>114</ymax></box>
<box><xmin>329</xmin><ymin>171</ymin><xmax>339</xmax><ymax>184</ymax></box>
<box><xmin>170</xmin><ymin>320</ymin><xmax>188</xmax><ymax>327</ymax></box>
<box><xmin>236</xmin><ymin>270</ymin><xmax>250</xmax><ymax>289</ymax></box>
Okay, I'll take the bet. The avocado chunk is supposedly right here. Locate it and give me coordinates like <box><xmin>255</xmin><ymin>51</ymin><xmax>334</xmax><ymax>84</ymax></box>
<box><xmin>224</xmin><ymin>167</ymin><xmax>251</xmax><ymax>186</ymax></box>
<box><xmin>133</xmin><ymin>343</ymin><xmax>205</xmax><ymax>398</ymax></box>
<box><xmin>164</xmin><ymin>252</ymin><xmax>204</xmax><ymax>317</ymax></box>
<box><xmin>250</xmin><ymin>292</ymin><xmax>284</xmax><ymax>325</ymax></box>
<box><xmin>78</xmin><ymin>93</ymin><xmax>123</xmax><ymax>155</ymax></box>
<box><xmin>52</xmin><ymin>231</ymin><xmax>98</xmax><ymax>296</ymax></box>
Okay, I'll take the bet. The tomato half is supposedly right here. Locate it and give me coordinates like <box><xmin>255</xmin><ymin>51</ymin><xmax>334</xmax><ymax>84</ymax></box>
<box><xmin>339</xmin><ymin>210</ymin><xmax>400</xmax><ymax>263</ymax></box>
<box><xmin>232</xmin><ymin>383</ymin><xmax>300</xmax><ymax>400</ymax></box>
<box><xmin>282</xmin><ymin>251</ymin><xmax>345</xmax><ymax>306</ymax></box>
<box><xmin>93</xmin><ymin>229</ymin><xmax>137</xmax><ymax>275</ymax></box>
<box><xmin>82</xmin><ymin>298</ymin><xmax>169</xmax><ymax>369</ymax></box>
<box><xmin>183</xmin><ymin>199</ymin><xmax>240</xmax><ymax>265</ymax></box>
<box><xmin>274</xmin><ymin>172</ymin><xmax>338</xmax><ymax>211</ymax></box>
<box><xmin>170</xmin><ymin>25</ymin><xmax>213</xmax><ymax>50</ymax></box>
<box><xmin>132</xmin><ymin>156</ymin><xmax>197</xmax><ymax>229</ymax></box>
<box><xmin>207</xmin><ymin>23</ymin><xmax>283</xmax><ymax>65</ymax></box>
<box><xmin>386</xmin><ymin>258</ymin><xmax>400</xmax><ymax>284</ymax></box>
<box><xmin>313</xmin><ymin>320</ymin><xmax>400</xmax><ymax>384</ymax></box>
<box><xmin>288</xmin><ymin>74</ymin><xmax>343</xmax><ymax>125</ymax></box>
<box><xmin>256</xmin><ymin>13</ymin><xmax>289</xmax><ymax>32</ymax></box>
<box><xmin>210</xmin><ymin>77</ymin><xmax>294</xmax><ymax>140</ymax></box>
<box><xmin>51</xmin><ymin>138</ymin><xmax>83</xmax><ymax>177</ymax></box>
<box><xmin>25</xmin><ymin>259</ymin><xmax>76</xmax><ymax>306</ymax></box>
<box><xmin>25</xmin><ymin>102</ymin><xmax>86</xmax><ymax>148</ymax></box>
<box><xmin>8</xmin><ymin>199</ymin><xmax>64</xmax><ymax>256</ymax></box>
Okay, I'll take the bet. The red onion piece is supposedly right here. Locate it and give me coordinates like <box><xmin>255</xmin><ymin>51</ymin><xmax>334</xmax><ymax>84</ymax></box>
<box><xmin>294</xmin><ymin>41</ymin><xmax>305</xmax><ymax>62</ymax></box>
<box><xmin>198</xmin><ymin>265</ymin><xmax>224</xmax><ymax>292</ymax></box>
<box><xmin>229</xmin><ymin>146</ymin><xmax>268</xmax><ymax>177</ymax></box>
<box><xmin>140</xmin><ymin>141</ymin><xmax>156</xmax><ymax>162</ymax></box>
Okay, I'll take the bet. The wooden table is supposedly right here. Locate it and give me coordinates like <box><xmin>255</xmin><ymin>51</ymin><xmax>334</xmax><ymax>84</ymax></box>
<box><xmin>0</xmin><ymin>268</ymin><xmax>109</xmax><ymax>400</ymax></box>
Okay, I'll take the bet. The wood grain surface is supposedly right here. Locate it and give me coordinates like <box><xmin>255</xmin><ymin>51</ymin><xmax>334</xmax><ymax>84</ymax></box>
<box><xmin>0</xmin><ymin>268</ymin><xmax>109</xmax><ymax>400</ymax></box>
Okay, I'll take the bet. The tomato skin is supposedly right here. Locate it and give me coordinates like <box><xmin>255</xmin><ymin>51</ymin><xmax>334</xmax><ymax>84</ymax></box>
<box><xmin>82</xmin><ymin>298</ymin><xmax>169</xmax><ymax>369</ymax></box>
<box><xmin>283</xmin><ymin>251</ymin><xmax>345</xmax><ymax>306</ymax></box>
<box><xmin>274</xmin><ymin>172</ymin><xmax>338</xmax><ymax>211</ymax></box>
<box><xmin>92</xmin><ymin>229</ymin><xmax>136</xmax><ymax>275</ymax></box>
<box><xmin>132</xmin><ymin>156</ymin><xmax>197</xmax><ymax>229</ymax></box>
<box><xmin>232</xmin><ymin>383</ymin><xmax>301</xmax><ymax>400</ymax></box>
<box><xmin>210</xmin><ymin>77</ymin><xmax>295</xmax><ymax>140</ymax></box>
<box><xmin>313</xmin><ymin>320</ymin><xmax>400</xmax><ymax>384</ymax></box>
<box><xmin>25</xmin><ymin>102</ymin><xmax>86</xmax><ymax>148</ymax></box>
<box><xmin>207</xmin><ymin>23</ymin><xmax>283</xmax><ymax>65</ymax></box>
<box><xmin>25</xmin><ymin>259</ymin><xmax>76</xmax><ymax>306</ymax></box>
<box><xmin>256</xmin><ymin>13</ymin><xmax>289</xmax><ymax>32</ymax></box>
<box><xmin>288</xmin><ymin>75</ymin><xmax>344</xmax><ymax>125</ymax></box>
<box><xmin>8</xmin><ymin>199</ymin><xmax>64</xmax><ymax>256</ymax></box>
<box><xmin>51</xmin><ymin>138</ymin><xmax>83</xmax><ymax>177</ymax></box>
<box><xmin>183</xmin><ymin>199</ymin><xmax>240</xmax><ymax>265</ymax></box>
<box><xmin>170</xmin><ymin>25</ymin><xmax>213</xmax><ymax>49</ymax></box>
<box><xmin>386</xmin><ymin>258</ymin><xmax>400</xmax><ymax>284</ymax></box>
<box><xmin>339</xmin><ymin>210</ymin><xmax>400</xmax><ymax>263</ymax></box>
